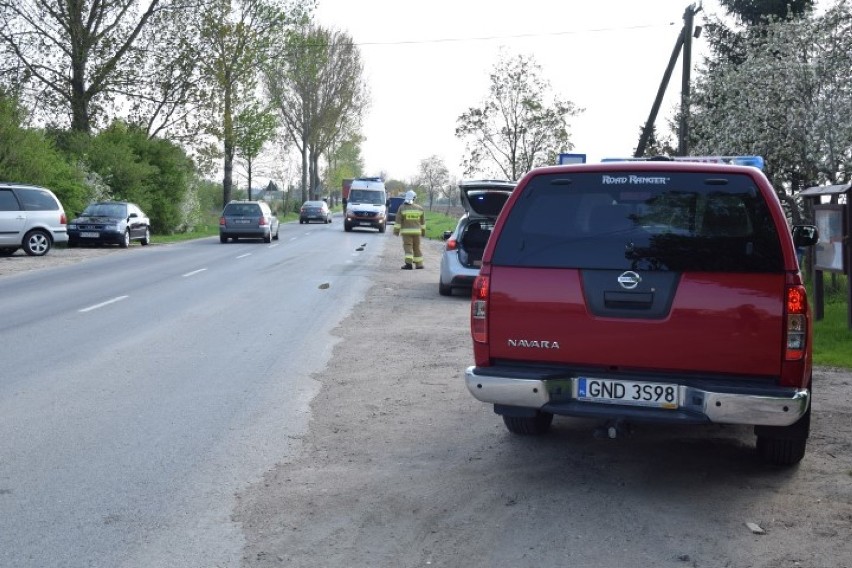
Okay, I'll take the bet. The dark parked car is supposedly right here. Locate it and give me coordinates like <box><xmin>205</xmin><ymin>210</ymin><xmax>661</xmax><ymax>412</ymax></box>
<box><xmin>299</xmin><ymin>200</ymin><xmax>332</xmax><ymax>224</ymax></box>
<box><xmin>438</xmin><ymin>180</ymin><xmax>515</xmax><ymax>296</ymax></box>
<box><xmin>386</xmin><ymin>196</ymin><xmax>405</xmax><ymax>224</ymax></box>
<box><xmin>67</xmin><ymin>201</ymin><xmax>150</xmax><ymax>248</ymax></box>
<box><xmin>219</xmin><ymin>200</ymin><xmax>279</xmax><ymax>243</ymax></box>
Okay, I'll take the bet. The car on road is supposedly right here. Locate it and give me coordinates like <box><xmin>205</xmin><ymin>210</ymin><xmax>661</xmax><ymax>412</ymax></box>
<box><xmin>344</xmin><ymin>178</ymin><xmax>387</xmax><ymax>233</ymax></box>
<box><xmin>219</xmin><ymin>200</ymin><xmax>279</xmax><ymax>243</ymax></box>
<box><xmin>0</xmin><ymin>183</ymin><xmax>68</xmax><ymax>256</ymax></box>
<box><xmin>438</xmin><ymin>180</ymin><xmax>515</xmax><ymax>296</ymax></box>
<box><xmin>386</xmin><ymin>195</ymin><xmax>405</xmax><ymax>224</ymax></box>
<box><xmin>464</xmin><ymin>155</ymin><xmax>820</xmax><ymax>466</ymax></box>
<box><xmin>299</xmin><ymin>200</ymin><xmax>332</xmax><ymax>224</ymax></box>
<box><xmin>67</xmin><ymin>201</ymin><xmax>151</xmax><ymax>248</ymax></box>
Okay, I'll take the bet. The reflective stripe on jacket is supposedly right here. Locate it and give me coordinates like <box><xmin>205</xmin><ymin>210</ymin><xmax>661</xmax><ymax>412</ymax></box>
<box><xmin>395</xmin><ymin>203</ymin><xmax>425</xmax><ymax>235</ymax></box>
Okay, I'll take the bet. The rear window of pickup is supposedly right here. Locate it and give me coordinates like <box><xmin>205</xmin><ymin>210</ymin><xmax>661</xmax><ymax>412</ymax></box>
<box><xmin>490</xmin><ymin>171</ymin><xmax>784</xmax><ymax>273</ymax></box>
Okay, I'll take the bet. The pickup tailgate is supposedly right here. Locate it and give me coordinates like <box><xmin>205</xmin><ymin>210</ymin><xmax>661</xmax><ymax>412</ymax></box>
<box><xmin>486</xmin><ymin>266</ymin><xmax>786</xmax><ymax>377</ymax></box>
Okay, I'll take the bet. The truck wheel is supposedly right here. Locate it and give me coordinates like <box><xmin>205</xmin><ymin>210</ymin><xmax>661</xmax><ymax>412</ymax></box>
<box><xmin>503</xmin><ymin>411</ymin><xmax>553</xmax><ymax>435</ymax></box>
<box><xmin>757</xmin><ymin>436</ymin><xmax>807</xmax><ymax>466</ymax></box>
<box><xmin>755</xmin><ymin>404</ymin><xmax>810</xmax><ymax>466</ymax></box>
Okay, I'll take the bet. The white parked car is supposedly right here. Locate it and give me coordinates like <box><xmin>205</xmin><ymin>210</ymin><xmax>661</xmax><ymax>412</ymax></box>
<box><xmin>0</xmin><ymin>183</ymin><xmax>68</xmax><ymax>256</ymax></box>
<box><xmin>438</xmin><ymin>179</ymin><xmax>515</xmax><ymax>296</ymax></box>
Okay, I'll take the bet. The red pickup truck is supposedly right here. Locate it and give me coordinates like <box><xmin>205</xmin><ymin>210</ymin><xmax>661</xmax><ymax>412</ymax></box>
<box><xmin>465</xmin><ymin>156</ymin><xmax>819</xmax><ymax>465</ymax></box>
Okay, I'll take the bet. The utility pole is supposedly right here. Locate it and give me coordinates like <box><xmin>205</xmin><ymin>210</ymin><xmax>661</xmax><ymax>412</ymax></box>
<box><xmin>635</xmin><ymin>3</ymin><xmax>702</xmax><ymax>158</ymax></box>
<box><xmin>679</xmin><ymin>3</ymin><xmax>702</xmax><ymax>155</ymax></box>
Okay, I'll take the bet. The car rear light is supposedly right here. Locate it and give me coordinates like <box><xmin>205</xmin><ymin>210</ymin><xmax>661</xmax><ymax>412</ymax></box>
<box><xmin>446</xmin><ymin>238</ymin><xmax>458</xmax><ymax>251</ymax></box>
<box><xmin>259</xmin><ymin>217</ymin><xmax>267</xmax><ymax>226</ymax></box>
<box><xmin>471</xmin><ymin>275</ymin><xmax>489</xmax><ymax>343</ymax></box>
<box><xmin>785</xmin><ymin>285</ymin><xmax>807</xmax><ymax>361</ymax></box>
<box><xmin>60</xmin><ymin>213</ymin><xmax>67</xmax><ymax>224</ymax></box>
<box><xmin>219</xmin><ymin>217</ymin><xmax>226</xmax><ymax>226</ymax></box>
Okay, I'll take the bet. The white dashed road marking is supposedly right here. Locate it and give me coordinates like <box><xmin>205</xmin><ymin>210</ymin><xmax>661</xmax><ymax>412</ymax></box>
<box><xmin>79</xmin><ymin>295</ymin><xmax>129</xmax><ymax>313</ymax></box>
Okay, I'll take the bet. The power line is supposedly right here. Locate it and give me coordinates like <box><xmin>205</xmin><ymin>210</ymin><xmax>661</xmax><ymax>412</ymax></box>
<box><xmin>351</xmin><ymin>22</ymin><xmax>679</xmax><ymax>46</ymax></box>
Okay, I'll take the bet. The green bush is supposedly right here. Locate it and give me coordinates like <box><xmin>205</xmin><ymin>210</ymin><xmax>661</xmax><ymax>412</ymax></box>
<box><xmin>0</xmin><ymin>95</ymin><xmax>89</xmax><ymax>214</ymax></box>
<box><xmin>81</xmin><ymin>122</ymin><xmax>195</xmax><ymax>234</ymax></box>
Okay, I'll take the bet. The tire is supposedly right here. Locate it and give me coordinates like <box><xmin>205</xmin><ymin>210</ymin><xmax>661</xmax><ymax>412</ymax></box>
<box><xmin>503</xmin><ymin>411</ymin><xmax>553</xmax><ymax>435</ymax></box>
<box><xmin>141</xmin><ymin>227</ymin><xmax>151</xmax><ymax>245</ymax></box>
<box><xmin>439</xmin><ymin>282</ymin><xmax>452</xmax><ymax>296</ymax></box>
<box><xmin>378</xmin><ymin>223</ymin><xmax>386</xmax><ymax>233</ymax></box>
<box><xmin>120</xmin><ymin>229</ymin><xmax>130</xmax><ymax>248</ymax></box>
<box><xmin>273</xmin><ymin>229</ymin><xmax>279</xmax><ymax>241</ymax></box>
<box><xmin>755</xmin><ymin>404</ymin><xmax>810</xmax><ymax>466</ymax></box>
<box><xmin>264</xmin><ymin>232</ymin><xmax>272</xmax><ymax>243</ymax></box>
<box><xmin>344</xmin><ymin>222</ymin><xmax>352</xmax><ymax>232</ymax></box>
<box><xmin>23</xmin><ymin>229</ymin><xmax>51</xmax><ymax>256</ymax></box>
<box><xmin>220</xmin><ymin>235</ymin><xmax>228</xmax><ymax>243</ymax></box>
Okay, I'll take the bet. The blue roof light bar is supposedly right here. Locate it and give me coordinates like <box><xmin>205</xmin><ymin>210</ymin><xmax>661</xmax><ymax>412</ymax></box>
<box><xmin>600</xmin><ymin>155</ymin><xmax>765</xmax><ymax>170</ymax></box>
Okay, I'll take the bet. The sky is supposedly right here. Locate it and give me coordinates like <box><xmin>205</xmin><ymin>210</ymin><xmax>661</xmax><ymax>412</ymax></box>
<box><xmin>312</xmin><ymin>0</ymin><xmax>724</xmax><ymax>183</ymax></box>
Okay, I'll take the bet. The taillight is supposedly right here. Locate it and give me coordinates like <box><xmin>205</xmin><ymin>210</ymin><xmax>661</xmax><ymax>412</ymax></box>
<box><xmin>259</xmin><ymin>217</ymin><xmax>267</xmax><ymax>226</ymax></box>
<box><xmin>60</xmin><ymin>213</ymin><xmax>67</xmax><ymax>224</ymax></box>
<box><xmin>446</xmin><ymin>238</ymin><xmax>458</xmax><ymax>251</ymax></box>
<box><xmin>471</xmin><ymin>275</ymin><xmax>489</xmax><ymax>343</ymax></box>
<box><xmin>785</xmin><ymin>285</ymin><xmax>807</xmax><ymax>361</ymax></box>
<box><xmin>219</xmin><ymin>217</ymin><xmax>226</xmax><ymax>226</ymax></box>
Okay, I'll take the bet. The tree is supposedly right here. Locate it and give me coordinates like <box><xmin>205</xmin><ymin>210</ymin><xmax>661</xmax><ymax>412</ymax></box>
<box><xmin>635</xmin><ymin>124</ymin><xmax>676</xmax><ymax>157</ymax></box>
<box><xmin>416</xmin><ymin>155</ymin><xmax>448</xmax><ymax>211</ymax></box>
<box><xmin>441</xmin><ymin>175</ymin><xmax>460</xmax><ymax>214</ymax></box>
<box><xmin>717</xmin><ymin>0</ymin><xmax>815</xmax><ymax>27</ymax></box>
<box><xmin>265</xmin><ymin>25</ymin><xmax>367</xmax><ymax>202</ymax></box>
<box><xmin>198</xmin><ymin>0</ymin><xmax>311</xmax><ymax>205</ymax></box>
<box><xmin>0</xmin><ymin>0</ymin><xmax>183</xmax><ymax>133</ymax></box>
<box><xmin>324</xmin><ymin>133</ymin><xmax>364</xmax><ymax>204</ymax></box>
<box><xmin>235</xmin><ymin>103</ymin><xmax>279</xmax><ymax>199</ymax></box>
<box><xmin>129</xmin><ymin>4</ymin><xmax>208</xmax><ymax>142</ymax></box>
<box><xmin>690</xmin><ymin>2</ymin><xmax>852</xmax><ymax>222</ymax></box>
<box><xmin>703</xmin><ymin>0</ymin><xmax>816</xmax><ymax>70</ymax></box>
<box><xmin>455</xmin><ymin>51</ymin><xmax>581</xmax><ymax>181</ymax></box>
<box><xmin>0</xmin><ymin>91</ymin><xmax>88</xmax><ymax>213</ymax></box>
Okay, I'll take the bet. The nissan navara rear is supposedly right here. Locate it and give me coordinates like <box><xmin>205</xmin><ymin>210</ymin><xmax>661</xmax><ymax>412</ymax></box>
<box><xmin>464</xmin><ymin>156</ymin><xmax>819</xmax><ymax>466</ymax></box>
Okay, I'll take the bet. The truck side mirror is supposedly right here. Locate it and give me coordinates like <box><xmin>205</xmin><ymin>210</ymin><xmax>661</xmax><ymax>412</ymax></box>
<box><xmin>792</xmin><ymin>224</ymin><xmax>819</xmax><ymax>247</ymax></box>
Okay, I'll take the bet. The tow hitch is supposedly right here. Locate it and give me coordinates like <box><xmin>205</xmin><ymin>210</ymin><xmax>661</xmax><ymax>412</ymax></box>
<box><xmin>594</xmin><ymin>419</ymin><xmax>631</xmax><ymax>440</ymax></box>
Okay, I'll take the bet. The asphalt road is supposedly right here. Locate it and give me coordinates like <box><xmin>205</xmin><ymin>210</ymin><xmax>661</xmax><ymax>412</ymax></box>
<box><xmin>0</xmin><ymin>218</ymin><xmax>388</xmax><ymax>568</ymax></box>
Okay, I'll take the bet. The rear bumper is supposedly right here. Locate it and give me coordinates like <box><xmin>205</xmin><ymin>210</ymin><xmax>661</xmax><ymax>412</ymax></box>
<box><xmin>465</xmin><ymin>366</ymin><xmax>809</xmax><ymax>427</ymax></box>
<box><xmin>53</xmin><ymin>229</ymin><xmax>68</xmax><ymax>244</ymax></box>
<box><xmin>439</xmin><ymin>251</ymin><xmax>479</xmax><ymax>288</ymax></box>
<box><xmin>220</xmin><ymin>227</ymin><xmax>270</xmax><ymax>238</ymax></box>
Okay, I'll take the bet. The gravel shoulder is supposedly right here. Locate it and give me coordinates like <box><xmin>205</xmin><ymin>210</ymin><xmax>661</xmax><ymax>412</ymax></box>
<box><xmin>0</xmin><ymin>245</ymin><xmax>123</xmax><ymax>277</ymax></box>
<box><xmin>235</xmin><ymin>236</ymin><xmax>852</xmax><ymax>568</ymax></box>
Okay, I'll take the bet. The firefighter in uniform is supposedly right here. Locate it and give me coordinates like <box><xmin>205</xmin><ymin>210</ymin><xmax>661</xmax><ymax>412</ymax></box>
<box><xmin>393</xmin><ymin>190</ymin><xmax>426</xmax><ymax>269</ymax></box>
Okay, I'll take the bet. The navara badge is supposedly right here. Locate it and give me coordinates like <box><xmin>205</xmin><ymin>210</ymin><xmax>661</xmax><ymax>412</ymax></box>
<box><xmin>617</xmin><ymin>271</ymin><xmax>641</xmax><ymax>290</ymax></box>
